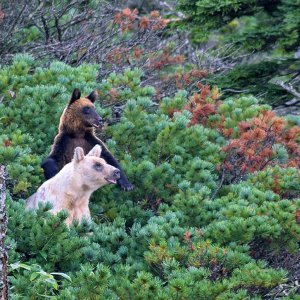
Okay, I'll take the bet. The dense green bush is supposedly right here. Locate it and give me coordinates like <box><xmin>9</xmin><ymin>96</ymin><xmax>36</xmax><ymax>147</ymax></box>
<box><xmin>1</xmin><ymin>56</ymin><xmax>299</xmax><ymax>298</ymax></box>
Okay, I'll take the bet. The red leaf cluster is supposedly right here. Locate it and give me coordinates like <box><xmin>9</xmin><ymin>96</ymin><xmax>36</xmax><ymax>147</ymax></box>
<box><xmin>169</xmin><ymin>69</ymin><xmax>208</xmax><ymax>89</ymax></box>
<box><xmin>108</xmin><ymin>88</ymin><xmax>119</xmax><ymax>100</ymax></box>
<box><xmin>133</xmin><ymin>47</ymin><xmax>144</xmax><ymax>60</ymax></box>
<box><xmin>183</xmin><ymin>231</ymin><xmax>195</xmax><ymax>251</ymax></box>
<box><xmin>221</xmin><ymin>110</ymin><xmax>300</xmax><ymax>181</ymax></box>
<box><xmin>114</xmin><ymin>8</ymin><xmax>139</xmax><ymax>32</ymax></box>
<box><xmin>4</xmin><ymin>139</ymin><xmax>11</xmax><ymax>147</ymax></box>
<box><xmin>106</xmin><ymin>46</ymin><xmax>146</xmax><ymax>64</ymax></box>
<box><xmin>106</xmin><ymin>47</ymin><xmax>130</xmax><ymax>64</ymax></box>
<box><xmin>148</xmin><ymin>47</ymin><xmax>185</xmax><ymax>70</ymax></box>
<box><xmin>184</xmin><ymin>83</ymin><xmax>221</xmax><ymax>126</ymax></box>
<box><xmin>114</xmin><ymin>8</ymin><xmax>167</xmax><ymax>33</ymax></box>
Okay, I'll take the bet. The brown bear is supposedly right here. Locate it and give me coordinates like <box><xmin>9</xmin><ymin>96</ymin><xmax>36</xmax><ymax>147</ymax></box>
<box><xmin>41</xmin><ymin>88</ymin><xmax>134</xmax><ymax>191</ymax></box>
<box><xmin>27</xmin><ymin>145</ymin><xmax>120</xmax><ymax>226</ymax></box>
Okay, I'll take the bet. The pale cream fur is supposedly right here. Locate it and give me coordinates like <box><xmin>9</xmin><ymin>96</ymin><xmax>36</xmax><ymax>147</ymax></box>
<box><xmin>26</xmin><ymin>145</ymin><xmax>119</xmax><ymax>226</ymax></box>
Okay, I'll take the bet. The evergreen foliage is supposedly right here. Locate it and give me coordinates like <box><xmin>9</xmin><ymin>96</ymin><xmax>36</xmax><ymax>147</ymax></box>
<box><xmin>206</xmin><ymin>60</ymin><xmax>295</xmax><ymax>107</ymax></box>
<box><xmin>1</xmin><ymin>56</ymin><xmax>299</xmax><ymax>298</ymax></box>
<box><xmin>178</xmin><ymin>0</ymin><xmax>300</xmax><ymax>51</ymax></box>
<box><xmin>178</xmin><ymin>0</ymin><xmax>300</xmax><ymax>107</ymax></box>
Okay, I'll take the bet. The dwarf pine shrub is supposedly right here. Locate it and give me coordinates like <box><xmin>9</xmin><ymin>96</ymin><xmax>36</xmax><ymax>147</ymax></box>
<box><xmin>1</xmin><ymin>55</ymin><xmax>299</xmax><ymax>299</ymax></box>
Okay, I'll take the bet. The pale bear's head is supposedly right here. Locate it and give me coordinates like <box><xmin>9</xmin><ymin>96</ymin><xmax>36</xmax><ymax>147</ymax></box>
<box><xmin>72</xmin><ymin>145</ymin><xmax>120</xmax><ymax>190</ymax></box>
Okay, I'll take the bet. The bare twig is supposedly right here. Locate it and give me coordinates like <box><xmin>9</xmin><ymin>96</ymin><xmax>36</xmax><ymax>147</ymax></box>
<box><xmin>276</xmin><ymin>81</ymin><xmax>300</xmax><ymax>99</ymax></box>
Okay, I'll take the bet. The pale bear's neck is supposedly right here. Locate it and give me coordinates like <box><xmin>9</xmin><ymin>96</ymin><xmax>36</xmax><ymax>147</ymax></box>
<box><xmin>48</xmin><ymin>164</ymin><xmax>93</xmax><ymax>208</ymax></box>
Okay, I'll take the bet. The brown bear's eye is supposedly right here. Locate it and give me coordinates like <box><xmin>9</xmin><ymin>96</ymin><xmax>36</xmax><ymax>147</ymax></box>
<box><xmin>93</xmin><ymin>162</ymin><xmax>103</xmax><ymax>171</ymax></box>
<box><xmin>83</xmin><ymin>106</ymin><xmax>91</xmax><ymax>114</ymax></box>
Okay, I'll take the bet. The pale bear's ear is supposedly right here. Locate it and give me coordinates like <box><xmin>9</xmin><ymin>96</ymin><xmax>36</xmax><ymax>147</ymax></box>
<box><xmin>87</xmin><ymin>145</ymin><xmax>102</xmax><ymax>157</ymax></box>
<box><xmin>74</xmin><ymin>147</ymin><xmax>85</xmax><ymax>162</ymax></box>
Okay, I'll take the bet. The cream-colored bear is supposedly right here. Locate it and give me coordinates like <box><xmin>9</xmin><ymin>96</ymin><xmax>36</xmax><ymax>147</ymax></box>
<box><xmin>26</xmin><ymin>145</ymin><xmax>120</xmax><ymax>226</ymax></box>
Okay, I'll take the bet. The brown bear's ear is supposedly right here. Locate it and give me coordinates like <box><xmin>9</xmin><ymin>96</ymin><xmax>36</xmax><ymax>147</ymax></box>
<box><xmin>87</xmin><ymin>90</ymin><xmax>98</xmax><ymax>103</ymax></box>
<box><xmin>87</xmin><ymin>145</ymin><xmax>102</xmax><ymax>157</ymax></box>
<box><xmin>69</xmin><ymin>88</ymin><xmax>81</xmax><ymax>106</ymax></box>
<box><xmin>73</xmin><ymin>147</ymin><xmax>85</xmax><ymax>162</ymax></box>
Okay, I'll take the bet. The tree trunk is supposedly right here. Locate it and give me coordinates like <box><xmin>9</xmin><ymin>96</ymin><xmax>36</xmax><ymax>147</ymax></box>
<box><xmin>0</xmin><ymin>166</ymin><xmax>8</xmax><ymax>300</ymax></box>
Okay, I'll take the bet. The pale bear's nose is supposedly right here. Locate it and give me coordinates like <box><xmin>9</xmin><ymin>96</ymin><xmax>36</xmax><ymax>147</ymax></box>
<box><xmin>113</xmin><ymin>169</ymin><xmax>120</xmax><ymax>179</ymax></box>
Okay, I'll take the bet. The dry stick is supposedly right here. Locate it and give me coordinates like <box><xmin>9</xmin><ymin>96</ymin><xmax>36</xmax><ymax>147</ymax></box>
<box><xmin>4</xmin><ymin>2</ymin><xmax>27</xmax><ymax>41</ymax></box>
<box><xmin>0</xmin><ymin>166</ymin><xmax>8</xmax><ymax>300</ymax></box>
<box><xmin>54</xmin><ymin>16</ymin><xmax>62</xmax><ymax>43</ymax></box>
<box><xmin>277</xmin><ymin>81</ymin><xmax>300</xmax><ymax>99</ymax></box>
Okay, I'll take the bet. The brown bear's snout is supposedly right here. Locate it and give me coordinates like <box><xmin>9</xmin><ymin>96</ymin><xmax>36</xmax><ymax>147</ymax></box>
<box><xmin>91</xmin><ymin>114</ymin><xmax>103</xmax><ymax>128</ymax></box>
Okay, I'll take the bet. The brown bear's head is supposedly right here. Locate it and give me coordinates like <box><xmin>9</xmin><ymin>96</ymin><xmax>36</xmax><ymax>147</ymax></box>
<box><xmin>59</xmin><ymin>89</ymin><xmax>103</xmax><ymax>133</ymax></box>
<box><xmin>72</xmin><ymin>145</ymin><xmax>120</xmax><ymax>191</ymax></box>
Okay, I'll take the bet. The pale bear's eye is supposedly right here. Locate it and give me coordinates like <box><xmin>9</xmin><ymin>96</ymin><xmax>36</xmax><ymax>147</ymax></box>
<box><xmin>93</xmin><ymin>162</ymin><xmax>103</xmax><ymax>172</ymax></box>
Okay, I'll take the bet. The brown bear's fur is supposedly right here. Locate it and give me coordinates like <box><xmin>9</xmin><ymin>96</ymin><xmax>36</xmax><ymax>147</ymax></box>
<box><xmin>27</xmin><ymin>145</ymin><xmax>120</xmax><ymax>226</ymax></box>
<box><xmin>41</xmin><ymin>89</ymin><xmax>134</xmax><ymax>190</ymax></box>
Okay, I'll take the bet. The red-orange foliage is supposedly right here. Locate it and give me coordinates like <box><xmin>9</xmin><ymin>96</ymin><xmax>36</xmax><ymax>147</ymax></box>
<box><xmin>184</xmin><ymin>83</ymin><xmax>221</xmax><ymax>126</ymax></box>
<box><xmin>133</xmin><ymin>47</ymin><xmax>144</xmax><ymax>60</ymax></box>
<box><xmin>150</xmin><ymin>10</ymin><xmax>160</xmax><ymax>18</ymax></box>
<box><xmin>108</xmin><ymin>88</ymin><xmax>119</xmax><ymax>100</ymax></box>
<box><xmin>114</xmin><ymin>8</ymin><xmax>139</xmax><ymax>32</ymax></box>
<box><xmin>221</xmin><ymin>110</ymin><xmax>300</xmax><ymax>182</ymax></box>
<box><xmin>106</xmin><ymin>8</ymin><xmax>198</xmax><ymax>100</ymax></box>
<box><xmin>148</xmin><ymin>47</ymin><xmax>185</xmax><ymax>70</ymax></box>
<box><xmin>114</xmin><ymin>8</ymin><xmax>167</xmax><ymax>32</ymax></box>
<box><xmin>4</xmin><ymin>139</ymin><xmax>11</xmax><ymax>147</ymax></box>
<box><xmin>139</xmin><ymin>16</ymin><xmax>150</xmax><ymax>29</ymax></box>
<box><xmin>168</xmin><ymin>69</ymin><xmax>208</xmax><ymax>89</ymax></box>
<box><xmin>183</xmin><ymin>231</ymin><xmax>195</xmax><ymax>251</ymax></box>
<box><xmin>172</xmin><ymin>83</ymin><xmax>299</xmax><ymax>183</ymax></box>
<box><xmin>106</xmin><ymin>47</ymin><xmax>130</xmax><ymax>64</ymax></box>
